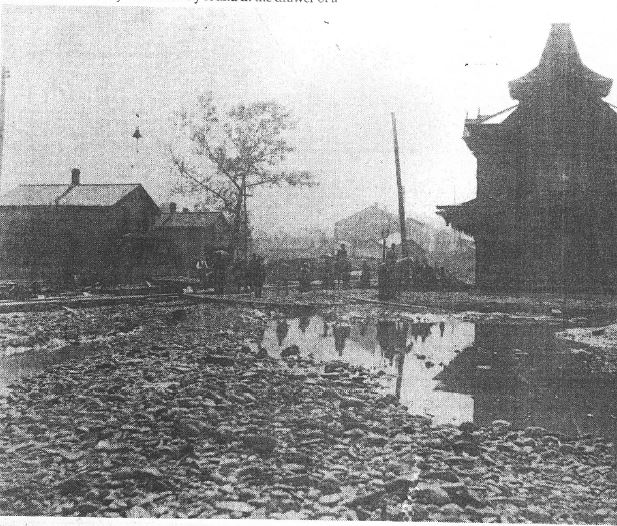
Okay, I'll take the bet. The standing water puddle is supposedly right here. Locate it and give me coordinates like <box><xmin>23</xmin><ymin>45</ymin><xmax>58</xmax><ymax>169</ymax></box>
<box><xmin>262</xmin><ymin>315</ymin><xmax>617</xmax><ymax>441</ymax></box>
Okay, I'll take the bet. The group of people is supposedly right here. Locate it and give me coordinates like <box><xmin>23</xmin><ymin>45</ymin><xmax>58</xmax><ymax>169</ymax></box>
<box><xmin>378</xmin><ymin>242</ymin><xmax>451</xmax><ymax>299</ymax></box>
<box><xmin>195</xmin><ymin>242</ymin><xmax>452</xmax><ymax>298</ymax></box>
<box><xmin>321</xmin><ymin>244</ymin><xmax>352</xmax><ymax>290</ymax></box>
<box><xmin>196</xmin><ymin>253</ymin><xmax>266</xmax><ymax>297</ymax></box>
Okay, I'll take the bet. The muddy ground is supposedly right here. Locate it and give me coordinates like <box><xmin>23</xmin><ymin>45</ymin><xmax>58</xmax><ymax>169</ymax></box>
<box><xmin>0</xmin><ymin>300</ymin><xmax>616</xmax><ymax>521</ymax></box>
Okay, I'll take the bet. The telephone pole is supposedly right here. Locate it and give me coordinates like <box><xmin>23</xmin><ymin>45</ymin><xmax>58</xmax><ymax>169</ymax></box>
<box><xmin>391</xmin><ymin>112</ymin><xmax>408</xmax><ymax>258</ymax></box>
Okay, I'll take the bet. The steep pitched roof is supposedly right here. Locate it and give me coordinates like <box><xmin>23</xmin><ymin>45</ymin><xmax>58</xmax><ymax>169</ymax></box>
<box><xmin>0</xmin><ymin>185</ymin><xmax>68</xmax><ymax>206</ymax></box>
<box><xmin>58</xmin><ymin>184</ymin><xmax>142</xmax><ymax>206</ymax></box>
<box><xmin>154</xmin><ymin>211</ymin><xmax>228</xmax><ymax>229</ymax></box>
<box><xmin>335</xmin><ymin>204</ymin><xmax>397</xmax><ymax>228</ymax></box>
<box><xmin>0</xmin><ymin>183</ymin><xmax>148</xmax><ymax>207</ymax></box>
<box><xmin>509</xmin><ymin>23</ymin><xmax>612</xmax><ymax>100</ymax></box>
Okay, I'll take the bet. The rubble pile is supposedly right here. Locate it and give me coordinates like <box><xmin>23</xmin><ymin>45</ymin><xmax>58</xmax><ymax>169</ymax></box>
<box><xmin>0</xmin><ymin>303</ymin><xmax>615</xmax><ymax>521</ymax></box>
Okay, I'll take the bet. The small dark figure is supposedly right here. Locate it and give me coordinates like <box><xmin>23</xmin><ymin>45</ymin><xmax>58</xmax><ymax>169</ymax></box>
<box><xmin>341</xmin><ymin>258</ymin><xmax>351</xmax><ymax>289</ymax></box>
<box><xmin>196</xmin><ymin>258</ymin><xmax>211</xmax><ymax>291</ymax></box>
<box><xmin>276</xmin><ymin>319</ymin><xmax>289</xmax><ymax>347</ymax></box>
<box><xmin>299</xmin><ymin>315</ymin><xmax>310</xmax><ymax>333</ymax></box>
<box><xmin>439</xmin><ymin>321</ymin><xmax>446</xmax><ymax>337</ymax></box>
<box><xmin>298</xmin><ymin>262</ymin><xmax>311</xmax><ymax>293</ymax></box>
<box><xmin>359</xmin><ymin>260</ymin><xmax>371</xmax><ymax>288</ymax></box>
<box><xmin>386</xmin><ymin>243</ymin><xmax>398</xmax><ymax>266</ymax></box>
<box><xmin>322</xmin><ymin>256</ymin><xmax>335</xmax><ymax>290</ymax></box>
<box><xmin>333</xmin><ymin>323</ymin><xmax>351</xmax><ymax>356</ymax></box>
<box><xmin>378</xmin><ymin>262</ymin><xmax>392</xmax><ymax>300</ymax></box>
<box><xmin>335</xmin><ymin>244</ymin><xmax>351</xmax><ymax>289</ymax></box>
<box><xmin>232</xmin><ymin>258</ymin><xmax>247</xmax><ymax>293</ymax></box>
<box><xmin>336</xmin><ymin>243</ymin><xmax>348</xmax><ymax>261</ymax></box>
<box><xmin>248</xmin><ymin>254</ymin><xmax>266</xmax><ymax>298</ymax></box>
<box><xmin>212</xmin><ymin>253</ymin><xmax>227</xmax><ymax>295</ymax></box>
<box><xmin>277</xmin><ymin>260</ymin><xmax>290</xmax><ymax>296</ymax></box>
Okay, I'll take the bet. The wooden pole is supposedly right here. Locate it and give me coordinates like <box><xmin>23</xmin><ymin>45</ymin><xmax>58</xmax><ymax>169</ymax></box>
<box><xmin>391</xmin><ymin>112</ymin><xmax>408</xmax><ymax>258</ymax></box>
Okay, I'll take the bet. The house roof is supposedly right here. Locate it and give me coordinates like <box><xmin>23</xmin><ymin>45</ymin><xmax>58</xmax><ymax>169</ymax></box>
<box><xmin>154</xmin><ymin>211</ymin><xmax>227</xmax><ymax>229</ymax></box>
<box><xmin>335</xmin><ymin>204</ymin><xmax>397</xmax><ymax>228</ymax></box>
<box><xmin>335</xmin><ymin>204</ymin><xmax>426</xmax><ymax>230</ymax></box>
<box><xmin>509</xmin><ymin>23</ymin><xmax>612</xmax><ymax>100</ymax></box>
<box><xmin>0</xmin><ymin>183</ymin><xmax>148</xmax><ymax>207</ymax></box>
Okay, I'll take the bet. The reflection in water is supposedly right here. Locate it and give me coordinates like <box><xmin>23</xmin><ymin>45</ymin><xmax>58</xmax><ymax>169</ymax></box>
<box><xmin>333</xmin><ymin>324</ymin><xmax>351</xmax><ymax>356</ymax></box>
<box><xmin>264</xmin><ymin>315</ymin><xmax>475</xmax><ymax>426</ymax></box>
<box><xmin>263</xmin><ymin>314</ymin><xmax>617</xmax><ymax>440</ymax></box>
<box><xmin>276</xmin><ymin>319</ymin><xmax>289</xmax><ymax>347</ymax></box>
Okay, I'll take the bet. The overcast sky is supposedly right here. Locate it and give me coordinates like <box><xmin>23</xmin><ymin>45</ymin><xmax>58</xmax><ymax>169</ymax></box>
<box><xmin>2</xmin><ymin>0</ymin><xmax>617</xmax><ymax>233</ymax></box>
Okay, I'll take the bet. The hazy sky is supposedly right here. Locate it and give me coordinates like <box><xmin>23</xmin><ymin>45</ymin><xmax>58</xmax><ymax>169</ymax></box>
<box><xmin>2</xmin><ymin>0</ymin><xmax>617</xmax><ymax>233</ymax></box>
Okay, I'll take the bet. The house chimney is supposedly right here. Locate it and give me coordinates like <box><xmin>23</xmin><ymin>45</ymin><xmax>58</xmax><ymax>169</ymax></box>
<box><xmin>169</xmin><ymin>202</ymin><xmax>177</xmax><ymax>214</ymax></box>
<box><xmin>71</xmin><ymin>168</ymin><xmax>80</xmax><ymax>186</ymax></box>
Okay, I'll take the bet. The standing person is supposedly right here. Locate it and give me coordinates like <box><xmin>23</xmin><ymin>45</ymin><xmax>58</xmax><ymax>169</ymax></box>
<box><xmin>322</xmin><ymin>255</ymin><xmax>335</xmax><ymax>290</ymax></box>
<box><xmin>256</xmin><ymin>256</ymin><xmax>266</xmax><ymax>298</ymax></box>
<box><xmin>359</xmin><ymin>260</ymin><xmax>371</xmax><ymax>288</ymax></box>
<box><xmin>212</xmin><ymin>252</ymin><xmax>227</xmax><ymax>295</ymax></box>
<box><xmin>386</xmin><ymin>243</ymin><xmax>398</xmax><ymax>266</ymax></box>
<box><xmin>196</xmin><ymin>258</ymin><xmax>211</xmax><ymax>291</ymax></box>
<box><xmin>341</xmin><ymin>257</ymin><xmax>351</xmax><ymax>289</ymax></box>
<box><xmin>247</xmin><ymin>254</ymin><xmax>258</xmax><ymax>296</ymax></box>
<box><xmin>248</xmin><ymin>254</ymin><xmax>266</xmax><ymax>298</ymax></box>
<box><xmin>335</xmin><ymin>244</ymin><xmax>348</xmax><ymax>288</ymax></box>
<box><xmin>378</xmin><ymin>262</ymin><xmax>390</xmax><ymax>300</ymax></box>
<box><xmin>298</xmin><ymin>261</ymin><xmax>311</xmax><ymax>293</ymax></box>
<box><xmin>336</xmin><ymin>243</ymin><xmax>348</xmax><ymax>261</ymax></box>
<box><xmin>231</xmin><ymin>258</ymin><xmax>247</xmax><ymax>293</ymax></box>
<box><xmin>277</xmin><ymin>259</ymin><xmax>290</xmax><ymax>296</ymax></box>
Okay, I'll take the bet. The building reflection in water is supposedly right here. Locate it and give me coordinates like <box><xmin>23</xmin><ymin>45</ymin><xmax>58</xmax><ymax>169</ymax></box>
<box><xmin>262</xmin><ymin>315</ymin><xmax>617</xmax><ymax>440</ymax></box>
<box><xmin>437</xmin><ymin>322</ymin><xmax>617</xmax><ymax>440</ymax></box>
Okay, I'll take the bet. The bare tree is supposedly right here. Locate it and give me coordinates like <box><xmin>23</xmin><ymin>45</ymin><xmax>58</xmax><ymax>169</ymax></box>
<box><xmin>170</xmin><ymin>93</ymin><xmax>316</xmax><ymax>257</ymax></box>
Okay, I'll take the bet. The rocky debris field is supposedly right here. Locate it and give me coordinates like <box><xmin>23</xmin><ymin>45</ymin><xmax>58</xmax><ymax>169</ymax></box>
<box><xmin>0</xmin><ymin>302</ymin><xmax>616</xmax><ymax>521</ymax></box>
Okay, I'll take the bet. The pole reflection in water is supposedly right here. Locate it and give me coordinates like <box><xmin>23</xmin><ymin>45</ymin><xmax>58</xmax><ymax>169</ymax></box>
<box><xmin>262</xmin><ymin>315</ymin><xmax>475</xmax><ymax>425</ymax></box>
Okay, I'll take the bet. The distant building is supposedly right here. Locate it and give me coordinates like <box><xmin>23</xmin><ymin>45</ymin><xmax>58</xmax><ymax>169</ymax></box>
<box><xmin>0</xmin><ymin>169</ymin><xmax>158</xmax><ymax>284</ymax></box>
<box><xmin>334</xmin><ymin>204</ymin><xmax>475</xmax><ymax>281</ymax></box>
<box><xmin>253</xmin><ymin>228</ymin><xmax>335</xmax><ymax>260</ymax></box>
<box><xmin>142</xmin><ymin>203</ymin><xmax>231</xmax><ymax>276</ymax></box>
<box><xmin>439</xmin><ymin>24</ymin><xmax>617</xmax><ymax>292</ymax></box>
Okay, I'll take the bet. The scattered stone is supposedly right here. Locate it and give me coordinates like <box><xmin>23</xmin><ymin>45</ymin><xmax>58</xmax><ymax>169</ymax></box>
<box><xmin>411</xmin><ymin>483</ymin><xmax>451</xmax><ymax>506</ymax></box>
<box><xmin>214</xmin><ymin>501</ymin><xmax>256</xmax><ymax>514</ymax></box>
<box><xmin>319</xmin><ymin>493</ymin><xmax>342</xmax><ymax>506</ymax></box>
<box><xmin>280</xmin><ymin>344</ymin><xmax>300</xmax><ymax>358</ymax></box>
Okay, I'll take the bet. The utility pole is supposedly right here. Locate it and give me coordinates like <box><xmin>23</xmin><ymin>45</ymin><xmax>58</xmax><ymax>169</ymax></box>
<box><xmin>0</xmin><ymin>67</ymin><xmax>10</xmax><ymax>191</ymax></box>
<box><xmin>391</xmin><ymin>112</ymin><xmax>408</xmax><ymax>258</ymax></box>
